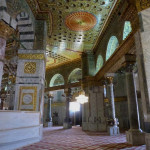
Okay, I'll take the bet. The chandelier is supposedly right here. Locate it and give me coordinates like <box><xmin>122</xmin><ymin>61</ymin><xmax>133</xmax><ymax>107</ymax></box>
<box><xmin>75</xmin><ymin>52</ymin><xmax>89</xmax><ymax>104</ymax></box>
<box><xmin>75</xmin><ymin>90</ymin><xmax>88</xmax><ymax>104</ymax></box>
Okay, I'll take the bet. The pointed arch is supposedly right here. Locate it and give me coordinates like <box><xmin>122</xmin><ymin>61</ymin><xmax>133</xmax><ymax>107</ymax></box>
<box><xmin>106</xmin><ymin>36</ymin><xmax>119</xmax><ymax>61</ymax></box>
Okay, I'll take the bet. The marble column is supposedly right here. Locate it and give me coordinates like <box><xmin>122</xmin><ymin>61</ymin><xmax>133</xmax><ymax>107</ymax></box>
<box><xmin>0</xmin><ymin>38</ymin><xmax>6</xmax><ymax>88</ymax></box>
<box><xmin>63</xmin><ymin>88</ymin><xmax>72</xmax><ymax>129</ymax></box>
<box><xmin>47</xmin><ymin>95</ymin><xmax>53</xmax><ymax>127</ymax></box>
<box><xmin>105</xmin><ymin>73</ymin><xmax>119</xmax><ymax>136</ymax></box>
<box><xmin>125</xmin><ymin>66</ymin><xmax>145</xmax><ymax>145</ymax></box>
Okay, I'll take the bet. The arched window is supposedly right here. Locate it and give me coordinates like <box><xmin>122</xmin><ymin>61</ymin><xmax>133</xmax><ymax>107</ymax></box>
<box><xmin>123</xmin><ymin>21</ymin><xmax>132</xmax><ymax>40</ymax></box>
<box><xmin>96</xmin><ymin>55</ymin><xmax>103</xmax><ymax>73</ymax></box>
<box><xmin>106</xmin><ymin>36</ymin><xmax>119</xmax><ymax>61</ymax></box>
<box><xmin>68</xmin><ymin>68</ymin><xmax>82</xmax><ymax>83</ymax></box>
<box><xmin>49</xmin><ymin>74</ymin><xmax>64</xmax><ymax>87</ymax></box>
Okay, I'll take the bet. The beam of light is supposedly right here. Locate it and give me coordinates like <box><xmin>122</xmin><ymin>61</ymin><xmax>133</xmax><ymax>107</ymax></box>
<box><xmin>69</xmin><ymin>102</ymin><xmax>80</xmax><ymax>112</ymax></box>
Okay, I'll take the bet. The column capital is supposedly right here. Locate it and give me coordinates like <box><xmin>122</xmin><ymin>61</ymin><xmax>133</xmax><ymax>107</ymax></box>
<box><xmin>0</xmin><ymin>21</ymin><xmax>15</xmax><ymax>40</ymax></box>
<box><xmin>119</xmin><ymin>54</ymin><xmax>136</xmax><ymax>73</ymax></box>
<box><xmin>48</xmin><ymin>93</ymin><xmax>53</xmax><ymax>99</ymax></box>
<box><xmin>64</xmin><ymin>88</ymin><xmax>71</xmax><ymax>97</ymax></box>
<box><xmin>122</xmin><ymin>63</ymin><xmax>137</xmax><ymax>73</ymax></box>
<box><xmin>105</xmin><ymin>73</ymin><xmax>115</xmax><ymax>84</ymax></box>
<box><xmin>106</xmin><ymin>76</ymin><xmax>114</xmax><ymax>84</ymax></box>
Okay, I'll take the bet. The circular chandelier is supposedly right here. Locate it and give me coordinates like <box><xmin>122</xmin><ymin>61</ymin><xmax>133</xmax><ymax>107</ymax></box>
<box><xmin>75</xmin><ymin>90</ymin><xmax>88</xmax><ymax>104</ymax></box>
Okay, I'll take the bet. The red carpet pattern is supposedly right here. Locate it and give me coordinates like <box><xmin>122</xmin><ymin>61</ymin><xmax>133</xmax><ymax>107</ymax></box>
<box><xmin>18</xmin><ymin>126</ymin><xmax>146</xmax><ymax>150</ymax></box>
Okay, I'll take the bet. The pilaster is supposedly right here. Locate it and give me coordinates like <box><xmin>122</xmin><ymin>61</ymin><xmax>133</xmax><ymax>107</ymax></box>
<box><xmin>82</xmin><ymin>77</ymin><xmax>106</xmax><ymax>131</ymax></box>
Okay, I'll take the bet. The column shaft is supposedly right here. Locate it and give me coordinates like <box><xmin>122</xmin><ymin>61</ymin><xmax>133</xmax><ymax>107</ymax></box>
<box><xmin>108</xmin><ymin>83</ymin><xmax>116</xmax><ymax>120</ymax></box>
<box><xmin>65</xmin><ymin>97</ymin><xmax>70</xmax><ymax>122</ymax></box>
<box><xmin>49</xmin><ymin>98</ymin><xmax>52</xmax><ymax>121</ymax></box>
<box><xmin>105</xmin><ymin>75</ymin><xmax>119</xmax><ymax>135</ymax></box>
<box><xmin>46</xmin><ymin>96</ymin><xmax>53</xmax><ymax>127</ymax></box>
<box><xmin>0</xmin><ymin>38</ymin><xmax>6</xmax><ymax>87</ymax></box>
<box><xmin>126</xmin><ymin>72</ymin><xmax>140</xmax><ymax>130</ymax></box>
<box><xmin>63</xmin><ymin>88</ymin><xmax>72</xmax><ymax>129</ymax></box>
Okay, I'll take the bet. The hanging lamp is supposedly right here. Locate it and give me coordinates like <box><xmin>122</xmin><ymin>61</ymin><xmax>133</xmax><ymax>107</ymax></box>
<box><xmin>75</xmin><ymin>89</ymin><xmax>88</xmax><ymax>104</ymax></box>
<box><xmin>75</xmin><ymin>52</ymin><xmax>88</xmax><ymax>104</ymax></box>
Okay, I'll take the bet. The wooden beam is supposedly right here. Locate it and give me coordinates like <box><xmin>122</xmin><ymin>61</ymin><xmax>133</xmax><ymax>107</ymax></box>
<box><xmin>45</xmin><ymin>81</ymin><xmax>81</xmax><ymax>92</ymax></box>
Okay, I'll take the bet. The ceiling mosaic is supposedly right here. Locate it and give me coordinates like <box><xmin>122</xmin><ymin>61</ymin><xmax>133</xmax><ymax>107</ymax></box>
<box><xmin>65</xmin><ymin>12</ymin><xmax>97</xmax><ymax>31</ymax></box>
<box><xmin>26</xmin><ymin>0</ymin><xmax>117</xmax><ymax>68</ymax></box>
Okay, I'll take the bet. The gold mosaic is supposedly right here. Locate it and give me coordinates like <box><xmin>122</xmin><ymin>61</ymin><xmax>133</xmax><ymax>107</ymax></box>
<box><xmin>24</xmin><ymin>62</ymin><xmax>36</xmax><ymax>74</ymax></box>
<box><xmin>26</xmin><ymin>0</ymin><xmax>116</xmax><ymax>68</ymax></box>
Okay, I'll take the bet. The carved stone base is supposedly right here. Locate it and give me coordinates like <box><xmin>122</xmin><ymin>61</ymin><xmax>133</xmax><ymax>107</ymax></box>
<box><xmin>82</xmin><ymin>122</ymin><xmax>106</xmax><ymax>132</ymax></box>
<box><xmin>48</xmin><ymin>121</ymin><xmax>53</xmax><ymax>127</ymax></box>
<box><xmin>63</xmin><ymin>122</ymin><xmax>72</xmax><ymax>129</ymax></box>
<box><xmin>107</xmin><ymin>126</ymin><xmax>120</xmax><ymax>136</ymax></box>
<box><xmin>126</xmin><ymin>130</ymin><xmax>145</xmax><ymax>146</ymax></box>
<box><xmin>145</xmin><ymin>133</ymin><xmax>150</xmax><ymax>150</ymax></box>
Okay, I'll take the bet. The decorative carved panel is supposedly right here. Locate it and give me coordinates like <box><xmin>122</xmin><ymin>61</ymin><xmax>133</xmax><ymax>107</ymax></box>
<box><xmin>24</xmin><ymin>62</ymin><xmax>36</xmax><ymax>74</ymax></box>
<box><xmin>19</xmin><ymin>86</ymin><xmax>37</xmax><ymax>111</ymax></box>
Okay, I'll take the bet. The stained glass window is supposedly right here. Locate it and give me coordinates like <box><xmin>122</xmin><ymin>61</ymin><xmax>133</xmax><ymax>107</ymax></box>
<box><xmin>96</xmin><ymin>55</ymin><xmax>103</xmax><ymax>73</ymax></box>
<box><xmin>123</xmin><ymin>21</ymin><xmax>132</xmax><ymax>40</ymax></box>
<box><xmin>106</xmin><ymin>36</ymin><xmax>119</xmax><ymax>61</ymax></box>
<box><xmin>50</xmin><ymin>74</ymin><xmax>64</xmax><ymax>87</ymax></box>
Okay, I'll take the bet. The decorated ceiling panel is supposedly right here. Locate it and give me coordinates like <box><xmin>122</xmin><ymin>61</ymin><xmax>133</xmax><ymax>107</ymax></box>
<box><xmin>26</xmin><ymin>0</ymin><xmax>117</xmax><ymax>68</ymax></box>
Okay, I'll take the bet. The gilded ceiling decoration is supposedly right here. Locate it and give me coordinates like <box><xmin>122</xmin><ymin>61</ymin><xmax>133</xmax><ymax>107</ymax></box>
<box><xmin>65</xmin><ymin>12</ymin><xmax>97</xmax><ymax>31</ymax></box>
<box><xmin>135</xmin><ymin>0</ymin><xmax>150</xmax><ymax>12</ymax></box>
<box><xmin>26</xmin><ymin>0</ymin><xmax>117</xmax><ymax>68</ymax></box>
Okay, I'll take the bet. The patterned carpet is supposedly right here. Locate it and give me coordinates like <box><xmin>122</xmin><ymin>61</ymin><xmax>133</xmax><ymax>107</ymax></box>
<box><xmin>18</xmin><ymin>126</ymin><xmax>146</xmax><ymax>150</ymax></box>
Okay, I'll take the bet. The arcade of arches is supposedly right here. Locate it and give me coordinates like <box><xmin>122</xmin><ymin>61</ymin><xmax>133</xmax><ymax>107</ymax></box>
<box><xmin>1</xmin><ymin>0</ymin><xmax>150</xmax><ymax>150</ymax></box>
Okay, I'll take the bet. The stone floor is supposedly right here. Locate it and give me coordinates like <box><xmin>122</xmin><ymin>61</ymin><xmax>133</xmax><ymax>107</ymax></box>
<box><xmin>18</xmin><ymin>126</ymin><xmax>146</xmax><ymax>150</ymax></box>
